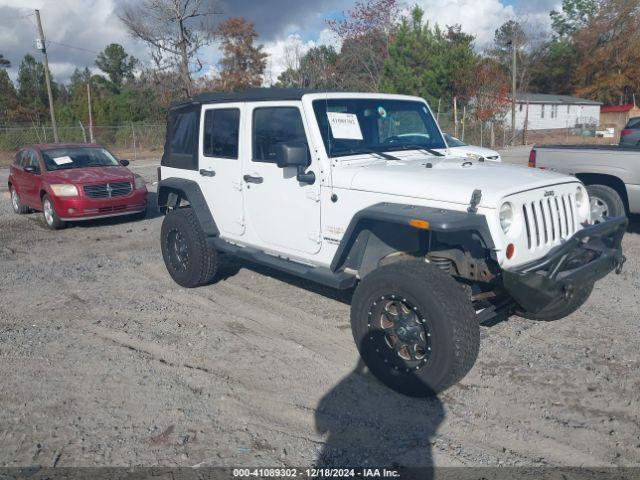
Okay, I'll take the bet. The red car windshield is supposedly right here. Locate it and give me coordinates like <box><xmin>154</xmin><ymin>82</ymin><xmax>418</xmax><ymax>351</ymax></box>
<box><xmin>41</xmin><ymin>147</ymin><xmax>120</xmax><ymax>171</ymax></box>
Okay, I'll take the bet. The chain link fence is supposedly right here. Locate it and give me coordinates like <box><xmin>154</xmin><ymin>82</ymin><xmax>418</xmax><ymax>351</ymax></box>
<box><xmin>0</xmin><ymin>113</ymin><xmax>617</xmax><ymax>167</ymax></box>
<box><xmin>436</xmin><ymin>110</ymin><xmax>617</xmax><ymax>149</ymax></box>
<box><xmin>0</xmin><ymin>124</ymin><xmax>165</xmax><ymax>165</ymax></box>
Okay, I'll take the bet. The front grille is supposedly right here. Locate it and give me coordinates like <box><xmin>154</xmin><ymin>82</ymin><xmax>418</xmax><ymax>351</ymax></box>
<box><xmin>83</xmin><ymin>182</ymin><xmax>131</xmax><ymax>199</ymax></box>
<box><xmin>522</xmin><ymin>193</ymin><xmax>576</xmax><ymax>250</ymax></box>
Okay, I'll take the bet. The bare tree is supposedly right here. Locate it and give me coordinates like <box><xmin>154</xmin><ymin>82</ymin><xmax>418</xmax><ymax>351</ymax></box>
<box><xmin>119</xmin><ymin>0</ymin><xmax>220</xmax><ymax>98</ymax></box>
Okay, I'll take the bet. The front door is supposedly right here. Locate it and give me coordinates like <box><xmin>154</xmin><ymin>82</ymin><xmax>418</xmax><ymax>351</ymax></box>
<box><xmin>242</xmin><ymin>102</ymin><xmax>321</xmax><ymax>256</ymax></box>
<box><xmin>199</xmin><ymin>104</ymin><xmax>245</xmax><ymax>237</ymax></box>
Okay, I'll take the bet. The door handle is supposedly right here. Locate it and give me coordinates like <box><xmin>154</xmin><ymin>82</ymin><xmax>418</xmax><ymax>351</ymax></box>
<box><xmin>199</xmin><ymin>169</ymin><xmax>216</xmax><ymax>177</ymax></box>
<box><xmin>243</xmin><ymin>175</ymin><xmax>263</xmax><ymax>184</ymax></box>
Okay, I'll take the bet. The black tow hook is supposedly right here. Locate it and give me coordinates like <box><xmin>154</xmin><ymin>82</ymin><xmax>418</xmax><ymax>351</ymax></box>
<box><xmin>615</xmin><ymin>255</ymin><xmax>627</xmax><ymax>275</ymax></box>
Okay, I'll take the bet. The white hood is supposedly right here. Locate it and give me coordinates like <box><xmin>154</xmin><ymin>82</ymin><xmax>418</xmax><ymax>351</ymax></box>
<box><xmin>332</xmin><ymin>155</ymin><xmax>577</xmax><ymax>209</ymax></box>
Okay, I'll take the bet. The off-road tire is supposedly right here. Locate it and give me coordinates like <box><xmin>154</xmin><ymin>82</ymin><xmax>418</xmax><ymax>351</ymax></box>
<box><xmin>10</xmin><ymin>186</ymin><xmax>29</xmax><ymax>214</ymax></box>
<box><xmin>516</xmin><ymin>282</ymin><xmax>594</xmax><ymax>322</ymax></box>
<box><xmin>161</xmin><ymin>207</ymin><xmax>218</xmax><ymax>288</ymax></box>
<box><xmin>586</xmin><ymin>184</ymin><xmax>625</xmax><ymax>222</ymax></box>
<box><xmin>42</xmin><ymin>194</ymin><xmax>66</xmax><ymax>230</ymax></box>
<box><xmin>351</xmin><ymin>260</ymin><xmax>479</xmax><ymax>396</ymax></box>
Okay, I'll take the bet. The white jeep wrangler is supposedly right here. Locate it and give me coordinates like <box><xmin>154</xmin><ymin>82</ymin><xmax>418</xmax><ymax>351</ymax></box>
<box><xmin>157</xmin><ymin>89</ymin><xmax>627</xmax><ymax>396</ymax></box>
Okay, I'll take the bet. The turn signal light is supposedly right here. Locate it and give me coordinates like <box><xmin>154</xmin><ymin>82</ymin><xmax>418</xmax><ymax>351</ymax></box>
<box><xmin>506</xmin><ymin>243</ymin><xmax>515</xmax><ymax>260</ymax></box>
<box><xmin>528</xmin><ymin>149</ymin><xmax>536</xmax><ymax>168</ymax></box>
<box><xmin>409</xmin><ymin>219</ymin><xmax>430</xmax><ymax>230</ymax></box>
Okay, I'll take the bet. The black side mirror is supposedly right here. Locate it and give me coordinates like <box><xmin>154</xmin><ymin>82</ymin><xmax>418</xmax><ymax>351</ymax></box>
<box><xmin>120</xmin><ymin>159</ymin><xmax>130</xmax><ymax>166</ymax></box>
<box><xmin>274</xmin><ymin>141</ymin><xmax>315</xmax><ymax>185</ymax></box>
<box><xmin>24</xmin><ymin>165</ymin><xmax>39</xmax><ymax>174</ymax></box>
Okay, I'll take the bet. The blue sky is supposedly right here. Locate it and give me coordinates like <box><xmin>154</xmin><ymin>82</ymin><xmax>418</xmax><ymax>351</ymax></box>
<box><xmin>0</xmin><ymin>0</ymin><xmax>560</xmax><ymax>84</ymax></box>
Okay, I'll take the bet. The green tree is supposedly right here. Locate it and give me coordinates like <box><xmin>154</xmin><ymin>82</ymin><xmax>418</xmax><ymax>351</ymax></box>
<box><xmin>0</xmin><ymin>69</ymin><xmax>17</xmax><ymax>123</ymax></box>
<box><xmin>17</xmin><ymin>54</ymin><xmax>57</xmax><ymax>116</ymax></box>
<box><xmin>550</xmin><ymin>0</ymin><xmax>601</xmax><ymax>38</ymax></box>
<box><xmin>95</xmin><ymin>43</ymin><xmax>138</xmax><ymax>91</ymax></box>
<box><xmin>380</xmin><ymin>6</ymin><xmax>477</xmax><ymax>105</ymax></box>
<box><xmin>488</xmin><ymin>20</ymin><xmax>538</xmax><ymax>94</ymax></box>
<box><xmin>277</xmin><ymin>45</ymin><xmax>339</xmax><ymax>89</ymax></box>
<box><xmin>529</xmin><ymin>40</ymin><xmax>577</xmax><ymax>94</ymax></box>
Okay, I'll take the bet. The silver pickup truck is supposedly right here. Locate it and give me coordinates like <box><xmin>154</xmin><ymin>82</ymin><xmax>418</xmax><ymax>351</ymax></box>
<box><xmin>530</xmin><ymin>145</ymin><xmax>640</xmax><ymax>223</ymax></box>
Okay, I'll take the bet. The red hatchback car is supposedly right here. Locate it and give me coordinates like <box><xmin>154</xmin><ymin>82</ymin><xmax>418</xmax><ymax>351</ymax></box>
<box><xmin>8</xmin><ymin>143</ymin><xmax>147</xmax><ymax>229</ymax></box>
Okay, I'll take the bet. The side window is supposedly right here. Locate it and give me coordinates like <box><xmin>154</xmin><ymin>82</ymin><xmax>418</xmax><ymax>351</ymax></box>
<box><xmin>627</xmin><ymin>118</ymin><xmax>640</xmax><ymax>129</ymax></box>
<box><xmin>27</xmin><ymin>151</ymin><xmax>39</xmax><ymax>169</ymax></box>
<box><xmin>252</xmin><ymin>107</ymin><xmax>308</xmax><ymax>163</ymax></box>
<box><xmin>203</xmin><ymin>108</ymin><xmax>240</xmax><ymax>159</ymax></box>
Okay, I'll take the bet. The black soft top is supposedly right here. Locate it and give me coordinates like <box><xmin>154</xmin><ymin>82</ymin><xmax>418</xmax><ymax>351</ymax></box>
<box><xmin>170</xmin><ymin>88</ymin><xmax>328</xmax><ymax>110</ymax></box>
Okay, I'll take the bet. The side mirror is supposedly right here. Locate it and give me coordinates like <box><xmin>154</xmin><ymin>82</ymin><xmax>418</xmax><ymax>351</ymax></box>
<box><xmin>120</xmin><ymin>159</ymin><xmax>130</xmax><ymax>166</ymax></box>
<box><xmin>275</xmin><ymin>141</ymin><xmax>309</xmax><ymax>168</ymax></box>
<box><xmin>24</xmin><ymin>165</ymin><xmax>39</xmax><ymax>174</ymax></box>
<box><xmin>274</xmin><ymin>141</ymin><xmax>315</xmax><ymax>185</ymax></box>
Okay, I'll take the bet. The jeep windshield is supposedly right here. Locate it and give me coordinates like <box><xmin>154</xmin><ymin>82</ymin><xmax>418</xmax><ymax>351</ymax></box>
<box><xmin>312</xmin><ymin>98</ymin><xmax>446</xmax><ymax>158</ymax></box>
<box><xmin>42</xmin><ymin>147</ymin><xmax>120</xmax><ymax>171</ymax></box>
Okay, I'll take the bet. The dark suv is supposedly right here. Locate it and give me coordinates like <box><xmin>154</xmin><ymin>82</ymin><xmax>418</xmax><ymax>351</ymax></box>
<box><xmin>620</xmin><ymin>117</ymin><xmax>640</xmax><ymax>146</ymax></box>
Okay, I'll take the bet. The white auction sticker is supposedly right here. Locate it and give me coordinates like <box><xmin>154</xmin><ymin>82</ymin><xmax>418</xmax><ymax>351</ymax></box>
<box><xmin>327</xmin><ymin>112</ymin><xmax>363</xmax><ymax>140</ymax></box>
<box><xmin>53</xmin><ymin>156</ymin><xmax>73</xmax><ymax>165</ymax></box>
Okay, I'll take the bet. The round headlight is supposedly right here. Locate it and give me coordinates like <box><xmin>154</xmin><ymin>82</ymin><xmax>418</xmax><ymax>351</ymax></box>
<box><xmin>500</xmin><ymin>202</ymin><xmax>514</xmax><ymax>233</ymax></box>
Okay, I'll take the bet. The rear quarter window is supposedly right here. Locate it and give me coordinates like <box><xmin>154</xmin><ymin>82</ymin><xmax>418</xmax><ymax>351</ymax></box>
<box><xmin>626</xmin><ymin>118</ymin><xmax>640</xmax><ymax>129</ymax></box>
<box><xmin>13</xmin><ymin>151</ymin><xmax>24</xmax><ymax>167</ymax></box>
<box><xmin>162</xmin><ymin>105</ymin><xmax>200</xmax><ymax>170</ymax></box>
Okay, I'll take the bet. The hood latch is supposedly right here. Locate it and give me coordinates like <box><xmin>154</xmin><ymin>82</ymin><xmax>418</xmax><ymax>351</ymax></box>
<box><xmin>467</xmin><ymin>189</ymin><xmax>482</xmax><ymax>214</ymax></box>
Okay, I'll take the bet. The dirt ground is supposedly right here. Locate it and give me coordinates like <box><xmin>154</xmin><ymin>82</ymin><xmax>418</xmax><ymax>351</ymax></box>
<box><xmin>1</xmin><ymin>161</ymin><xmax>639</xmax><ymax>468</ymax></box>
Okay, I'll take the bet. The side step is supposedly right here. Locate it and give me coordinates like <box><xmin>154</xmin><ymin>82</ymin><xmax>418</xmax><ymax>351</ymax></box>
<box><xmin>208</xmin><ymin>237</ymin><xmax>357</xmax><ymax>290</ymax></box>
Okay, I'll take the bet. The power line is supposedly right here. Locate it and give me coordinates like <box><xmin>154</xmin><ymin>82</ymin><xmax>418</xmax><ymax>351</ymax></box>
<box><xmin>47</xmin><ymin>41</ymin><xmax>100</xmax><ymax>55</ymax></box>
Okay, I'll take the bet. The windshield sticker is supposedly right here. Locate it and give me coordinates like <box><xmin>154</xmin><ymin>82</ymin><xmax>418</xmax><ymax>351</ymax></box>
<box><xmin>378</xmin><ymin>106</ymin><xmax>387</xmax><ymax>118</ymax></box>
<box><xmin>327</xmin><ymin>112</ymin><xmax>363</xmax><ymax>140</ymax></box>
<box><xmin>52</xmin><ymin>156</ymin><xmax>73</xmax><ymax>165</ymax></box>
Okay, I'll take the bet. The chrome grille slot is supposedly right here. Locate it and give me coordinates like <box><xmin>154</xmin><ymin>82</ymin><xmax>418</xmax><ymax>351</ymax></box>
<box><xmin>522</xmin><ymin>192</ymin><xmax>576</xmax><ymax>251</ymax></box>
<box><xmin>83</xmin><ymin>182</ymin><xmax>132</xmax><ymax>199</ymax></box>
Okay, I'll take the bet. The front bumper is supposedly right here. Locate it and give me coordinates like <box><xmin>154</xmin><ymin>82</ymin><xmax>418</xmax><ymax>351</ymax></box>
<box><xmin>502</xmin><ymin>217</ymin><xmax>627</xmax><ymax>313</ymax></box>
<box><xmin>52</xmin><ymin>188</ymin><xmax>147</xmax><ymax>221</ymax></box>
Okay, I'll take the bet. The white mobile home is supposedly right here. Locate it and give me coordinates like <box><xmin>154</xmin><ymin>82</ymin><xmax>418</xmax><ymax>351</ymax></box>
<box><xmin>509</xmin><ymin>93</ymin><xmax>601</xmax><ymax>131</ymax></box>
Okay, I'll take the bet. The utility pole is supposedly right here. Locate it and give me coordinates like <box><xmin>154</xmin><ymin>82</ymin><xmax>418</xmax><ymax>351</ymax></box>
<box><xmin>35</xmin><ymin>9</ymin><xmax>59</xmax><ymax>143</ymax></box>
<box><xmin>511</xmin><ymin>37</ymin><xmax>517</xmax><ymax>146</ymax></box>
<box><xmin>87</xmin><ymin>82</ymin><xmax>94</xmax><ymax>143</ymax></box>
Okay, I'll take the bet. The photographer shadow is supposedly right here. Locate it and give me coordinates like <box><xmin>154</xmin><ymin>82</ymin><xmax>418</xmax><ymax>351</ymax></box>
<box><xmin>314</xmin><ymin>334</ymin><xmax>445</xmax><ymax>478</ymax></box>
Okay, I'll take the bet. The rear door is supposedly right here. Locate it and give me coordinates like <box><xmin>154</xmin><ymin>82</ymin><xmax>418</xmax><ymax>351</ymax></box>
<box><xmin>10</xmin><ymin>150</ymin><xmax>26</xmax><ymax>195</ymax></box>
<box><xmin>199</xmin><ymin>103</ymin><xmax>245</xmax><ymax>237</ymax></box>
<box><xmin>21</xmin><ymin>149</ymin><xmax>43</xmax><ymax>207</ymax></box>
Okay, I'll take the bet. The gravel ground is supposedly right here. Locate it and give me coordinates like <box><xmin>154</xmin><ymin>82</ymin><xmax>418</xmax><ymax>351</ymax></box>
<box><xmin>0</xmin><ymin>159</ymin><xmax>639</xmax><ymax>468</ymax></box>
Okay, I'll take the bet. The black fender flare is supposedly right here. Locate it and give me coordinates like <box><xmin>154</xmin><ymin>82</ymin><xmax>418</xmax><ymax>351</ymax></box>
<box><xmin>157</xmin><ymin>178</ymin><xmax>219</xmax><ymax>237</ymax></box>
<box><xmin>330</xmin><ymin>203</ymin><xmax>495</xmax><ymax>276</ymax></box>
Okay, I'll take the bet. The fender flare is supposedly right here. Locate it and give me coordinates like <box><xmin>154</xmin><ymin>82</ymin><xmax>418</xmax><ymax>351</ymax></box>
<box><xmin>330</xmin><ymin>203</ymin><xmax>495</xmax><ymax>275</ymax></box>
<box><xmin>157</xmin><ymin>178</ymin><xmax>219</xmax><ymax>237</ymax></box>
